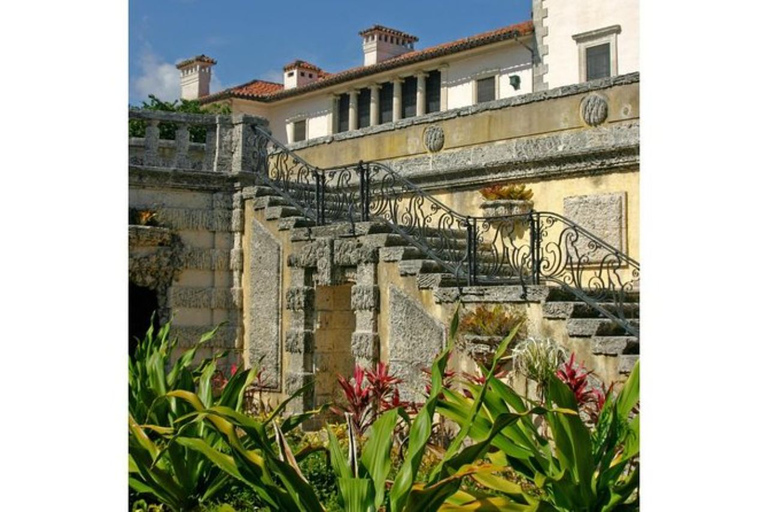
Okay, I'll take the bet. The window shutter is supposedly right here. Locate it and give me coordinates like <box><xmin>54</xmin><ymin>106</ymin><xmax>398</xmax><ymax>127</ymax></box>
<box><xmin>379</xmin><ymin>82</ymin><xmax>394</xmax><ymax>123</ymax></box>
<box><xmin>358</xmin><ymin>88</ymin><xmax>371</xmax><ymax>128</ymax></box>
<box><xmin>426</xmin><ymin>70</ymin><xmax>441</xmax><ymax>114</ymax></box>
<box><xmin>337</xmin><ymin>93</ymin><xmax>350</xmax><ymax>133</ymax></box>
<box><xmin>476</xmin><ymin>76</ymin><xmax>495</xmax><ymax>103</ymax></box>
<box><xmin>293</xmin><ymin>120</ymin><xmax>306</xmax><ymax>142</ymax></box>
<box><xmin>402</xmin><ymin>76</ymin><xmax>417</xmax><ymax>118</ymax></box>
<box><xmin>586</xmin><ymin>43</ymin><xmax>611</xmax><ymax>80</ymax></box>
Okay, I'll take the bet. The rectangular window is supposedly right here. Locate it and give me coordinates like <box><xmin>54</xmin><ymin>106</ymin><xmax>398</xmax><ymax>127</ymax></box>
<box><xmin>337</xmin><ymin>93</ymin><xmax>350</xmax><ymax>133</ymax></box>
<box><xmin>293</xmin><ymin>120</ymin><xmax>306</xmax><ymax>143</ymax></box>
<box><xmin>357</xmin><ymin>88</ymin><xmax>371</xmax><ymax>128</ymax></box>
<box><xmin>476</xmin><ymin>76</ymin><xmax>496</xmax><ymax>103</ymax></box>
<box><xmin>426</xmin><ymin>70</ymin><xmax>441</xmax><ymax>114</ymax></box>
<box><xmin>379</xmin><ymin>82</ymin><xmax>394</xmax><ymax>123</ymax></box>
<box><xmin>402</xmin><ymin>76</ymin><xmax>417</xmax><ymax>118</ymax></box>
<box><xmin>586</xmin><ymin>43</ymin><xmax>611</xmax><ymax>80</ymax></box>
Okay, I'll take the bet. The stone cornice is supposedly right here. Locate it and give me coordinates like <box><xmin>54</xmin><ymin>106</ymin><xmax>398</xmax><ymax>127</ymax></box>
<box><xmin>382</xmin><ymin>120</ymin><xmax>639</xmax><ymax>191</ymax></box>
<box><xmin>129</xmin><ymin>166</ymin><xmax>256</xmax><ymax>192</ymax></box>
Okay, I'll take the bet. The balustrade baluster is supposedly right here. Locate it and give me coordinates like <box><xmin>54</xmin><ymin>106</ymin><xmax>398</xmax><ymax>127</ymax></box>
<box><xmin>203</xmin><ymin>123</ymin><xmax>216</xmax><ymax>172</ymax></box>
<box><xmin>143</xmin><ymin>119</ymin><xmax>160</xmax><ymax>166</ymax></box>
<box><xmin>173</xmin><ymin>122</ymin><xmax>190</xmax><ymax>169</ymax></box>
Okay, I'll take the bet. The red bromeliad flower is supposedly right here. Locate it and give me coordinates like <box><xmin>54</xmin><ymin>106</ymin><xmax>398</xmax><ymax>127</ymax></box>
<box><xmin>556</xmin><ymin>354</ymin><xmax>607</xmax><ymax>422</ymax></box>
<box><xmin>332</xmin><ymin>363</ymin><xmax>412</xmax><ymax>434</ymax></box>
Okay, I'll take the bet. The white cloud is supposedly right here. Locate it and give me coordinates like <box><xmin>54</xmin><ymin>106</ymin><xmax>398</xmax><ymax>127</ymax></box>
<box><xmin>132</xmin><ymin>47</ymin><xmax>180</xmax><ymax>102</ymax></box>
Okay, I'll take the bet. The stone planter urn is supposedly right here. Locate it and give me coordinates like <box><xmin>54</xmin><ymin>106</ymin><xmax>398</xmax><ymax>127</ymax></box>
<box><xmin>479</xmin><ymin>199</ymin><xmax>533</xmax><ymax>237</ymax></box>
<box><xmin>463</xmin><ymin>334</ymin><xmax>505</xmax><ymax>367</ymax></box>
<box><xmin>479</xmin><ymin>199</ymin><xmax>533</xmax><ymax>218</ymax></box>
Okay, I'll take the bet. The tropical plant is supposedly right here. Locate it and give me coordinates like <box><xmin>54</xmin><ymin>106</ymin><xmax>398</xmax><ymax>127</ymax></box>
<box><xmin>509</xmin><ymin>336</ymin><xmax>567</xmax><ymax>392</ymax></box>
<box><xmin>459</xmin><ymin>304</ymin><xmax>528</xmax><ymax>339</ymax></box>
<box><xmin>438</xmin><ymin>352</ymin><xmax>640</xmax><ymax>511</ymax></box>
<box><xmin>128</xmin><ymin>320</ymin><xmax>259</xmax><ymax>511</ymax></box>
<box><xmin>556</xmin><ymin>353</ymin><xmax>607</xmax><ymax>423</ymax></box>
<box><xmin>479</xmin><ymin>183</ymin><xmax>534</xmax><ymax>201</ymax></box>
<box><xmin>331</xmin><ymin>362</ymin><xmax>409</xmax><ymax>436</ymax></box>
<box><xmin>323</xmin><ymin>309</ymin><xmax>562</xmax><ymax>512</ymax></box>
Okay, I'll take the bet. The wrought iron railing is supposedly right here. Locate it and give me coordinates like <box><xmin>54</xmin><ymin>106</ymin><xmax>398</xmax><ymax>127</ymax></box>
<box><xmin>250</xmin><ymin>125</ymin><xmax>639</xmax><ymax>336</ymax></box>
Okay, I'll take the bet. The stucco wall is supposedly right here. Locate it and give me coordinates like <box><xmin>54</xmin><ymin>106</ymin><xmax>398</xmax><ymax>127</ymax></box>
<box><xmin>542</xmin><ymin>0</ymin><xmax>639</xmax><ymax>88</ymax></box>
<box><xmin>443</xmin><ymin>44</ymin><xmax>532</xmax><ymax>109</ymax></box>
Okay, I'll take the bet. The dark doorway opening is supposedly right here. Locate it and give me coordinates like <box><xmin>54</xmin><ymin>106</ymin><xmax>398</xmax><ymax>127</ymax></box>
<box><xmin>129</xmin><ymin>283</ymin><xmax>159</xmax><ymax>358</ymax></box>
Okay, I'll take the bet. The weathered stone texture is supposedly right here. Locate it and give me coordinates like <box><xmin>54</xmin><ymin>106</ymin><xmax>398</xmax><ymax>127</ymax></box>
<box><xmin>563</xmin><ymin>193</ymin><xmax>626</xmax><ymax>260</ymax></box>
<box><xmin>171</xmin><ymin>325</ymin><xmax>238</xmax><ymax>348</ymax></box>
<box><xmin>334</xmin><ymin>240</ymin><xmax>379</xmax><ymax>266</ymax></box>
<box><xmin>388</xmin><ymin>287</ymin><xmax>445</xmax><ymax>401</ymax></box>
<box><xmin>286</xmin><ymin>330</ymin><xmax>314</xmax><ymax>354</ymax></box>
<box><xmin>247</xmin><ymin>221</ymin><xmax>281</xmax><ymax>389</ymax></box>
<box><xmin>351</xmin><ymin>285</ymin><xmax>379</xmax><ymax>311</ymax></box>
<box><xmin>286</xmin><ymin>286</ymin><xmax>314</xmax><ymax>311</ymax></box>
<box><xmin>351</xmin><ymin>332</ymin><xmax>379</xmax><ymax>360</ymax></box>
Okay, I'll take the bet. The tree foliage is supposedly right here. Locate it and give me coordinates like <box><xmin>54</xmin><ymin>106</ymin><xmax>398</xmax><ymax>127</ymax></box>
<box><xmin>129</xmin><ymin>94</ymin><xmax>231</xmax><ymax>143</ymax></box>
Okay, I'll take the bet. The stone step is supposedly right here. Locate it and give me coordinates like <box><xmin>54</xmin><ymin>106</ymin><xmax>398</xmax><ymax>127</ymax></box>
<box><xmin>290</xmin><ymin>221</ymin><xmax>395</xmax><ymax>241</ymax></box>
<box><xmin>278</xmin><ymin>216</ymin><xmax>316</xmax><ymax>231</ymax></box>
<box><xmin>253</xmin><ymin>195</ymin><xmax>294</xmax><ymax>210</ymax></box>
<box><xmin>619</xmin><ymin>355</ymin><xmax>639</xmax><ymax>375</ymax></box>
<box><xmin>398</xmin><ymin>259</ymin><xmax>446</xmax><ymax>276</ymax></box>
<box><xmin>380</xmin><ymin>246</ymin><xmax>501</xmax><ymax>264</ymax></box>
<box><xmin>592</xmin><ymin>336</ymin><xmax>640</xmax><ymax>356</ymax></box>
<box><xmin>546</xmin><ymin>287</ymin><xmax>640</xmax><ymax>304</ymax></box>
<box><xmin>566</xmin><ymin>318</ymin><xmax>640</xmax><ymax>337</ymax></box>
<box><xmin>265</xmin><ymin>205</ymin><xmax>303</xmax><ymax>220</ymax></box>
<box><xmin>543</xmin><ymin>301</ymin><xmax>640</xmax><ymax>320</ymax></box>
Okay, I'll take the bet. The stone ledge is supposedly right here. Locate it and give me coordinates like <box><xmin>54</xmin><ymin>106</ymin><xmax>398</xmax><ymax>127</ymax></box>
<box><xmin>433</xmin><ymin>285</ymin><xmax>549</xmax><ymax>304</ymax></box>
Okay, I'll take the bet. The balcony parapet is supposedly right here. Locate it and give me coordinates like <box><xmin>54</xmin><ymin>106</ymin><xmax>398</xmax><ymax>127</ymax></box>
<box><xmin>128</xmin><ymin>111</ymin><xmax>269</xmax><ymax>174</ymax></box>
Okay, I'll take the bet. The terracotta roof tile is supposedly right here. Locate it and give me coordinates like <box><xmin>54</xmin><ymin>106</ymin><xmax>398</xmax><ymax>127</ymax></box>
<box><xmin>202</xmin><ymin>20</ymin><xmax>533</xmax><ymax>104</ymax></box>
<box><xmin>223</xmin><ymin>79</ymin><xmax>284</xmax><ymax>98</ymax></box>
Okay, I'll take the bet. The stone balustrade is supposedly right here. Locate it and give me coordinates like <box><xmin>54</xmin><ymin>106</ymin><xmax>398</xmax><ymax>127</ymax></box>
<box><xmin>129</xmin><ymin>110</ymin><xmax>269</xmax><ymax>173</ymax></box>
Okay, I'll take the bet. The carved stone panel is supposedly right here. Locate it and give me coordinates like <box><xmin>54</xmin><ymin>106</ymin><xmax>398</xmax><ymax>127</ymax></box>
<box><xmin>248</xmin><ymin>222</ymin><xmax>281</xmax><ymax>389</ymax></box>
<box><xmin>388</xmin><ymin>286</ymin><xmax>445</xmax><ymax>402</ymax></box>
<box><xmin>563</xmin><ymin>193</ymin><xmax>626</xmax><ymax>262</ymax></box>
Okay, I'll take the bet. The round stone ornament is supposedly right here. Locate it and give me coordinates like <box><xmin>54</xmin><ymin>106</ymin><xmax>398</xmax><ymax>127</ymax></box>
<box><xmin>423</xmin><ymin>125</ymin><xmax>445</xmax><ymax>153</ymax></box>
<box><xmin>580</xmin><ymin>94</ymin><xmax>609</xmax><ymax>127</ymax></box>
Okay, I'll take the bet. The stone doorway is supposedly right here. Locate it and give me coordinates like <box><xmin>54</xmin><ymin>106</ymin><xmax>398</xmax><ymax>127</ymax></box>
<box><xmin>314</xmin><ymin>284</ymin><xmax>356</xmax><ymax>405</ymax></box>
<box><xmin>129</xmin><ymin>283</ymin><xmax>159</xmax><ymax>357</ymax></box>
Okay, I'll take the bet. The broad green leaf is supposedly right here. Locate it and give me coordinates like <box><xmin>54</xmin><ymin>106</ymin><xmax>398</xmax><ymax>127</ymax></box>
<box><xmin>360</xmin><ymin>408</ymin><xmax>400</xmax><ymax>509</ymax></box>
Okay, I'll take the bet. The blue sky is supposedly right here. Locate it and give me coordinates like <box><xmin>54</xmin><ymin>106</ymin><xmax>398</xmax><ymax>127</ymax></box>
<box><xmin>129</xmin><ymin>0</ymin><xmax>531</xmax><ymax>105</ymax></box>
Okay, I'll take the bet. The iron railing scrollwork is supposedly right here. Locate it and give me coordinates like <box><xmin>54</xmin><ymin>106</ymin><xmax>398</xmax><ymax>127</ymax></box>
<box><xmin>249</xmin><ymin>124</ymin><xmax>639</xmax><ymax>336</ymax></box>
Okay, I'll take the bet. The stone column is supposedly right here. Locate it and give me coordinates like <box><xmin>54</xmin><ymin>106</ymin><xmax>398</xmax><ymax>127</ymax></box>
<box><xmin>351</xmin><ymin>262</ymin><xmax>380</xmax><ymax>368</ymax></box>
<box><xmin>287</xmin><ymin>121</ymin><xmax>295</xmax><ymax>144</ymax></box>
<box><xmin>416</xmin><ymin>72</ymin><xmax>427</xmax><ymax>117</ymax></box>
<box><xmin>284</xmin><ymin>268</ymin><xmax>316</xmax><ymax>414</ymax></box>
<box><xmin>143</xmin><ymin>119</ymin><xmax>160</xmax><ymax>166</ymax></box>
<box><xmin>370</xmin><ymin>84</ymin><xmax>381</xmax><ymax>127</ymax></box>
<box><xmin>392</xmin><ymin>79</ymin><xmax>403</xmax><ymax>122</ymax></box>
<box><xmin>330</xmin><ymin>95</ymin><xmax>339</xmax><ymax>134</ymax></box>
<box><xmin>172</xmin><ymin>122</ymin><xmax>190</xmax><ymax>169</ymax></box>
<box><xmin>349</xmin><ymin>89</ymin><xmax>359</xmax><ymax>131</ymax></box>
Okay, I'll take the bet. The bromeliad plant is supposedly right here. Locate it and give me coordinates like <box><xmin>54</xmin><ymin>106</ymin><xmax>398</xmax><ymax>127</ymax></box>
<box><xmin>438</xmin><ymin>345</ymin><xmax>640</xmax><ymax>511</ymax></box>
<box><xmin>331</xmin><ymin>362</ymin><xmax>409</xmax><ymax>436</ymax></box>
<box><xmin>479</xmin><ymin>183</ymin><xmax>534</xmax><ymax>201</ymax></box>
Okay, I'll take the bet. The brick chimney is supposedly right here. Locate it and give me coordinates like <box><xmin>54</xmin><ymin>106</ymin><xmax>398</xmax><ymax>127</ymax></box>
<box><xmin>176</xmin><ymin>55</ymin><xmax>217</xmax><ymax>100</ymax></box>
<box><xmin>359</xmin><ymin>25</ymin><xmax>418</xmax><ymax>66</ymax></box>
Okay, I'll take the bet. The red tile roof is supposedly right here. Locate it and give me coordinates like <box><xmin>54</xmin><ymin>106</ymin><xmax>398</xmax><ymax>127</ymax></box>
<box><xmin>222</xmin><ymin>79</ymin><xmax>284</xmax><ymax>98</ymax></box>
<box><xmin>176</xmin><ymin>54</ymin><xmax>217</xmax><ymax>69</ymax></box>
<box><xmin>359</xmin><ymin>25</ymin><xmax>418</xmax><ymax>42</ymax></box>
<box><xmin>201</xmin><ymin>20</ymin><xmax>533</xmax><ymax>104</ymax></box>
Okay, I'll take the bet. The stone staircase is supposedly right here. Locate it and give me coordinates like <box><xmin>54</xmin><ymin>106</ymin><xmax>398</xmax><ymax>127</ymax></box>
<box><xmin>250</xmin><ymin>184</ymin><xmax>640</xmax><ymax>373</ymax></box>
